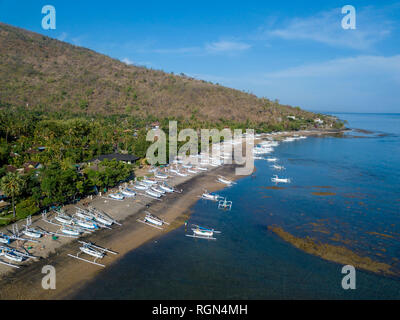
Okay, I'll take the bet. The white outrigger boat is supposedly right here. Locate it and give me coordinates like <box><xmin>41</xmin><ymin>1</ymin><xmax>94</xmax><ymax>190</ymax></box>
<box><xmin>196</xmin><ymin>166</ymin><xmax>208</xmax><ymax>171</ymax></box>
<box><xmin>74</xmin><ymin>219</ymin><xmax>99</xmax><ymax>230</ymax></box>
<box><xmin>75</xmin><ymin>208</ymin><xmax>93</xmax><ymax>220</ymax></box>
<box><xmin>68</xmin><ymin>241</ymin><xmax>118</xmax><ymax>268</ymax></box>
<box><xmin>0</xmin><ymin>233</ymin><xmax>11</xmax><ymax>244</ymax></box>
<box><xmin>201</xmin><ymin>191</ymin><xmax>221</xmax><ymax>201</ymax></box>
<box><xmin>271</xmin><ymin>164</ymin><xmax>285</xmax><ymax>170</ymax></box>
<box><xmin>271</xmin><ymin>175</ymin><xmax>291</xmax><ymax>184</ymax></box>
<box><xmin>186</xmin><ymin>225</ymin><xmax>220</xmax><ymax>240</ymax></box>
<box><xmin>22</xmin><ymin>227</ymin><xmax>43</xmax><ymax>239</ymax></box>
<box><xmin>159</xmin><ymin>183</ymin><xmax>174</xmax><ymax>193</ymax></box>
<box><xmin>60</xmin><ymin>226</ymin><xmax>81</xmax><ymax>237</ymax></box>
<box><xmin>146</xmin><ymin>189</ymin><xmax>163</xmax><ymax>198</ymax></box>
<box><xmin>175</xmin><ymin>171</ymin><xmax>188</xmax><ymax>177</ymax></box>
<box><xmin>283</xmin><ymin>137</ymin><xmax>296</xmax><ymax>142</ymax></box>
<box><xmin>121</xmin><ymin>188</ymin><xmax>136</xmax><ymax>197</ymax></box>
<box><xmin>154</xmin><ymin>172</ymin><xmax>168</xmax><ymax>179</ymax></box>
<box><xmin>266</xmin><ymin>157</ymin><xmax>278</xmax><ymax>162</ymax></box>
<box><xmin>137</xmin><ymin>212</ymin><xmax>169</xmax><ymax>230</ymax></box>
<box><xmin>55</xmin><ymin>212</ymin><xmax>74</xmax><ymax>225</ymax></box>
<box><xmin>151</xmin><ymin>186</ymin><xmax>166</xmax><ymax>194</ymax></box>
<box><xmin>142</xmin><ymin>178</ymin><xmax>158</xmax><ymax>185</ymax></box>
<box><xmin>88</xmin><ymin>207</ymin><xmax>120</xmax><ymax>226</ymax></box>
<box><xmin>0</xmin><ymin>245</ymin><xmax>34</xmax><ymax>263</ymax></box>
<box><xmin>133</xmin><ymin>183</ymin><xmax>149</xmax><ymax>191</ymax></box>
<box><xmin>217</xmin><ymin>176</ymin><xmax>235</xmax><ymax>186</ymax></box>
<box><xmin>109</xmin><ymin>193</ymin><xmax>124</xmax><ymax>201</ymax></box>
<box><xmin>1</xmin><ymin>249</ymin><xmax>23</xmax><ymax>263</ymax></box>
<box><xmin>218</xmin><ymin>198</ymin><xmax>233</xmax><ymax>210</ymax></box>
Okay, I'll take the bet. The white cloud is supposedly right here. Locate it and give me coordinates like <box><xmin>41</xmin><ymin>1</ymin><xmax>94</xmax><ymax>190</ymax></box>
<box><xmin>147</xmin><ymin>40</ymin><xmax>251</xmax><ymax>56</ymax></box>
<box><xmin>205</xmin><ymin>40</ymin><xmax>251</xmax><ymax>53</ymax></box>
<box><xmin>122</xmin><ymin>57</ymin><xmax>134</xmax><ymax>65</ymax></box>
<box><xmin>263</xmin><ymin>6</ymin><xmax>393</xmax><ymax>50</ymax></box>
<box><xmin>151</xmin><ymin>47</ymin><xmax>199</xmax><ymax>54</ymax></box>
<box><xmin>188</xmin><ymin>55</ymin><xmax>400</xmax><ymax>112</ymax></box>
<box><xmin>57</xmin><ymin>32</ymin><xmax>68</xmax><ymax>41</ymax></box>
<box><xmin>262</xmin><ymin>55</ymin><xmax>400</xmax><ymax>79</ymax></box>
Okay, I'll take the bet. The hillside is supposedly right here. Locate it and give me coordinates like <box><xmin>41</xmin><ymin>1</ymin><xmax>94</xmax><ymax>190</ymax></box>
<box><xmin>0</xmin><ymin>22</ymin><xmax>334</xmax><ymax>128</ymax></box>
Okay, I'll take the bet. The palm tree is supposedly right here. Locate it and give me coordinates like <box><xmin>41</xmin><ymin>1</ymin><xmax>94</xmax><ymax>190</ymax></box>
<box><xmin>0</xmin><ymin>172</ymin><xmax>26</xmax><ymax>219</ymax></box>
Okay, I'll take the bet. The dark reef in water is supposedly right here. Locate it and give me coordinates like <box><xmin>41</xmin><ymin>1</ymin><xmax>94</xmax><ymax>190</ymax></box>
<box><xmin>269</xmin><ymin>226</ymin><xmax>396</xmax><ymax>277</ymax></box>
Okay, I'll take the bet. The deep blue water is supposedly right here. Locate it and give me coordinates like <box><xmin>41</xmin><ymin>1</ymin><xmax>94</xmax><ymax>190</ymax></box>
<box><xmin>73</xmin><ymin>113</ymin><xmax>400</xmax><ymax>299</ymax></box>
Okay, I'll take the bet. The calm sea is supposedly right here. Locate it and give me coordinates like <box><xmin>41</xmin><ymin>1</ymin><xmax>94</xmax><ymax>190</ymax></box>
<box><xmin>72</xmin><ymin>113</ymin><xmax>400</xmax><ymax>299</ymax></box>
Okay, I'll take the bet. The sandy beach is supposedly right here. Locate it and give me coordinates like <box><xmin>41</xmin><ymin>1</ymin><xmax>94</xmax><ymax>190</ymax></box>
<box><xmin>0</xmin><ymin>162</ymin><xmax>246</xmax><ymax>299</ymax></box>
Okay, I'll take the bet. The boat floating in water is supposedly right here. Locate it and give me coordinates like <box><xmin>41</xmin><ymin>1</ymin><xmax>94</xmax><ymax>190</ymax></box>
<box><xmin>271</xmin><ymin>175</ymin><xmax>291</xmax><ymax>184</ymax></box>
<box><xmin>218</xmin><ymin>198</ymin><xmax>233</xmax><ymax>210</ymax></box>
<box><xmin>186</xmin><ymin>225</ymin><xmax>221</xmax><ymax>240</ymax></box>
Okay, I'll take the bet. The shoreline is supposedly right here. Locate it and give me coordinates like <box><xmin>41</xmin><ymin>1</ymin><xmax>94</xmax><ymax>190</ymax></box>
<box><xmin>0</xmin><ymin>128</ymin><xmax>346</xmax><ymax>299</ymax></box>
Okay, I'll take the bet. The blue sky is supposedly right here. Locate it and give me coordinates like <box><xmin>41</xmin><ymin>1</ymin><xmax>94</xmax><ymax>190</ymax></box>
<box><xmin>0</xmin><ymin>0</ymin><xmax>399</xmax><ymax>113</ymax></box>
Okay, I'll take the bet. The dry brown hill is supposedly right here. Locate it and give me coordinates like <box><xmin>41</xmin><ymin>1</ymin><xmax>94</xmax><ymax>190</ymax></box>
<box><xmin>0</xmin><ymin>22</ymin><xmax>330</xmax><ymax>127</ymax></box>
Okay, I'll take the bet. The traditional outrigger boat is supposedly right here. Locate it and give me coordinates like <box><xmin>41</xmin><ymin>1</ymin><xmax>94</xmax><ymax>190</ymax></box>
<box><xmin>146</xmin><ymin>189</ymin><xmax>163</xmax><ymax>198</ymax></box>
<box><xmin>0</xmin><ymin>233</ymin><xmax>11</xmax><ymax>244</ymax></box>
<box><xmin>175</xmin><ymin>171</ymin><xmax>188</xmax><ymax>177</ymax></box>
<box><xmin>74</xmin><ymin>219</ymin><xmax>99</xmax><ymax>230</ymax></box>
<box><xmin>271</xmin><ymin>164</ymin><xmax>285</xmax><ymax>170</ymax></box>
<box><xmin>218</xmin><ymin>198</ymin><xmax>233</xmax><ymax>210</ymax></box>
<box><xmin>55</xmin><ymin>212</ymin><xmax>74</xmax><ymax>225</ymax></box>
<box><xmin>109</xmin><ymin>193</ymin><xmax>124</xmax><ymax>200</ymax></box>
<box><xmin>217</xmin><ymin>176</ymin><xmax>235</xmax><ymax>186</ymax></box>
<box><xmin>121</xmin><ymin>188</ymin><xmax>136</xmax><ymax>197</ymax></box>
<box><xmin>75</xmin><ymin>208</ymin><xmax>93</xmax><ymax>220</ymax></box>
<box><xmin>22</xmin><ymin>227</ymin><xmax>43</xmax><ymax>239</ymax></box>
<box><xmin>88</xmin><ymin>207</ymin><xmax>120</xmax><ymax>226</ymax></box>
<box><xmin>60</xmin><ymin>226</ymin><xmax>81</xmax><ymax>237</ymax></box>
<box><xmin>137</xmin><ymin>212</ymin><xmax>169</xmax><ymax>230</ymax></box>
<box><xmin>142</xmin><ymin>178</ymin><xmax>158</xmax><ymax>185</ymax></box>
<box><xmin>133</xmin><ymin>183</ymin><xmax>149</xmax><ymax>191</ymax></box>
<box><xmin>201</xmin><ymin>191</ymin><xmax>221</xmax><ymax>201</ymax></box>
<box><xmin>266</xmin><ymin>157</ymin><xmax>278</xmax><ymax>162</ymax></box>
<box><xmin>271</xmin><ymin>175</ymin><xmax>291</xmax><ymax>183</ymax></box>
<box><xmin>0</xmin><ymin>245</ymin><xmax>34</xmax><ymax>263</ymax></box>
<box><xmin>159</xmin><ymin>183</ymin><xmax>174</xmax><ymax>193</ymax></box>
<box><xmin>196</xmin><ymin>166</ymin><xmax>208</xmax><ymax>171</ymax></box>
<box><xmin>1</xmin><ymin>249</ymin><xmax>24</xmax><ymax>263</ymax></box>
<box><xmin>151</xmin><ymin>186</ymin><xmax>166</xmax><ymax>194</ymax></box>
<box><xmin>68</xmin><ymin>241</ymin><xmax>118</xmax><ymax>268</ymax></box>
<box><xmin>186</xmin><ymin>225</ymin><xmax>220</xmax><ymax>240</ymax></box>
<box><xmin>154</xmin><ymin>172</ymin><xmax>168</xmax><ymax>179</ymax></box>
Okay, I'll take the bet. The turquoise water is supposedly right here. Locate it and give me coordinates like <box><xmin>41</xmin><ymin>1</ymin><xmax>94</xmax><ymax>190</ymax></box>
<box><xmin>73</xmin><ymin>113</ymin><xmax>400</xmax><ymax>299</ymax></box>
